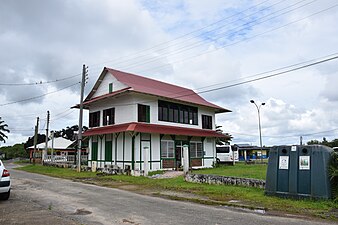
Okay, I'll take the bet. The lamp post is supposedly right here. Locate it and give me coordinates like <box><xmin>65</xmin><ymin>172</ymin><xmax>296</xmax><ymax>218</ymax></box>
<box><xmin>250</xmin><ymin>100</ymin><xmax>265</xmax><ymax>162</ymax></box>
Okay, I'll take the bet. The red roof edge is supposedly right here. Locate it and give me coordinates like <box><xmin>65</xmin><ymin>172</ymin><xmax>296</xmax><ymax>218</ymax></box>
<box><xmin>83</xmin><ymin>122</ymin><xmax>229</xmax><ymax>138</ymax></box>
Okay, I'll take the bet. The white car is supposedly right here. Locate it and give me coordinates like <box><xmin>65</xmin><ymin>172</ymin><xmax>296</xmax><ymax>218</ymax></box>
<box><xmin>0</xmin><ymin>160</ymin><xmax>10</xmax><ymax>200</ymax></box>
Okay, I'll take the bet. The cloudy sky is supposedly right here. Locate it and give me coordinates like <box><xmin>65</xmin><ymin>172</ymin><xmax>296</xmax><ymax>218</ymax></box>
<box><xmin>1</xmin><ymin>0</ymin><xmax>338</xmax><ymax>147</ymax></box>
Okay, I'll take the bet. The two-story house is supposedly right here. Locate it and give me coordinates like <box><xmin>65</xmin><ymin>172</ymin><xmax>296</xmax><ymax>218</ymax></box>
<box><xmin>80</xmin><ymin>67</ymin><xmax>231</xmax><ymax>173</ymax></box>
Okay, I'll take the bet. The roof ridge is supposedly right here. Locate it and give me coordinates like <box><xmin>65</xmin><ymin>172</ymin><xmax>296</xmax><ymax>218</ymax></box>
<box><xmin>105</xmin><ymin>67</ymin><xmax>195</xmax><ymax>92</ymax></box>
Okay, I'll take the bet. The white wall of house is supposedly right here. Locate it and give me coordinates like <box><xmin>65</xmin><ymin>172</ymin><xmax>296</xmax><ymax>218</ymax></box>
<box><xmin>131</xmin><ymin>93</ymin><xmax>216</xmax><ymax>130</ymax></box>
<box><xmin>88</xmin><ymin>92</ymin><xmax>217</xmax><ymax>131</ymax></box>
<box><xmin>88</xmin><ymin>133</ymin><xmax>216</xmax><ymax>171</ymax></box>
<box><xmin>88</xmin><ymin>94</ymin><xmax>137</xmax><ymax>126</ymax></box>
<box><xmin>92</xmin><ymin>72</ymin><xmax>128</xmax><ymax>98</ymax></box>
<box><xmin>88</xmin><ymin>132</ymin><xmax>163</xmax><ymax>171</ymax></box>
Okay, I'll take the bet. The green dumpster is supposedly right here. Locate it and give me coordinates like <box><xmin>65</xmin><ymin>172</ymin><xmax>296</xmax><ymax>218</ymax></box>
<box><xmin>265</xmin><ymin>145</ymin><xmax>332</xmax><ymax>199</ymax></box>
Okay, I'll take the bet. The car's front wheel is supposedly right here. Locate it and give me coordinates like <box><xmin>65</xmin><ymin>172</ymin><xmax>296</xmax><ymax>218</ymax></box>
<box><xmin>0</xmin><ymin>190</ymin><xmax>10</xmax><ymax>200</ymax></box>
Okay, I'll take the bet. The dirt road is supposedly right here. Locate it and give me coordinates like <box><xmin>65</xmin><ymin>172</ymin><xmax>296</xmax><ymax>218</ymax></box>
<box><xmin>0</xmin><ymin>164</ymin><xmax>335</xmax><ymax>225</ymax></box>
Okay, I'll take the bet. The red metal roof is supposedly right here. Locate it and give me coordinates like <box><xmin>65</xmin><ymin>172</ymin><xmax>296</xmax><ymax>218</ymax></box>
<box><xmin>83</xmin><ymin>68</ymin><xmax>230</xmax><ymax>113</ymax></box>
<box><xmin>83</xmin><ymin>122</ymin><xmax>228</xmax><ymax>138</ymax></box>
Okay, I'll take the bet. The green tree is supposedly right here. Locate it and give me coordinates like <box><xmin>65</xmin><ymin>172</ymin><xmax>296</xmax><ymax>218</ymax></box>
<box><xmin>52</xmin><ymin>125</ymin><xmax>88</xmax><ymax>141</ymax></box>
<box><xmin>307</xmin><ymin>139</ymin><xmax>321</xmax><ymax>145</ymax></box>
<box><xmin>0</xmin><ymin>143</ymin><xmax>28</xmax><ymax>159</ymax></box>
<box><xmin>0</xmin><ymin>117</ymin><xmax>10</xmax><ymax>143</ymax></box>
<box><xmin>328</xmin><ymin>151</ymin><xmax>338</xmax><ymax>201</ymax></box>
<box><xmin>23</xmin><ymin>133</ymin><xmax>46</xmax><ymax>149</ymax></box>
<box><xmin>215</xmin><ymin>125</ymin><xmax>232</xmax><ymax>145</ymax></box>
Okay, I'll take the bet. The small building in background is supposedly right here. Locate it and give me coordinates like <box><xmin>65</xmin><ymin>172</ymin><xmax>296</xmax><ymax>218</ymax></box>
<box><xmin>234</xmin><ymin>144</ymin><xmax>270</xmax><ymax>161</ymax></box>
<box><xmin>26</xmin><ymin>137</ymin><xmax>87</xmax><ymax>163</ymax></box>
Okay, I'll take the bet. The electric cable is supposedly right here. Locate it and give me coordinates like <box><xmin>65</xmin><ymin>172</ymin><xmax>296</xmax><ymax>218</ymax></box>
<box><xmin>0</xmin><ymin>82</ymin><xmax>80</xmax><ymax>107</ymax></box>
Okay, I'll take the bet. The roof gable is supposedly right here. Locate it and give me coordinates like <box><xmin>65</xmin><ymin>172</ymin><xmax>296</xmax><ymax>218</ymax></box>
<box><xmin>84</xmin><ymin>67</ymin><xmax>230</xmax><ymax>113</ymax></box>
<box><xmin>27</xmin><ymin>137</ymin><xmax>74</xmax><ymax>150</ymax></box>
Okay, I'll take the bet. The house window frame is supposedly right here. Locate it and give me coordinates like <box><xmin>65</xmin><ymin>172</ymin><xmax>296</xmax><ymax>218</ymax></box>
<box><xmin>138</xmin><ymin>104</ymin><xmax>150</xmax><ymax>123</ymax></box>
<box><xmin>103</xmin><ymin>107</ymin><xmax>115</xmax><ymax>126</ymax></box>
<box><xmin>190</xmin><ymin>141</ymin><xmax>203</xmax><ymax>158</ymax></box>
<box><xmin>202</xmin><ymin>114</ymin><xmax>212</xmax><ymax>130</ymax></box>
<box><xmin>109</xmin><ymin>83</ymin><xmax>113</xmax><ymax>93</ymax></box>
<box><xmin>89</xmin><ymin>111</ymin><xmax>100</xmax><ymax>128</ymax></box>
<box><xmin>161</xmin><ymin>140</ymin><xmax>175</xmax><ymax>158</ymax></box>
<box><xmin>158</xmin><ymin>100</ymin><xmax>198</xmax><ymax>125</ymax></box>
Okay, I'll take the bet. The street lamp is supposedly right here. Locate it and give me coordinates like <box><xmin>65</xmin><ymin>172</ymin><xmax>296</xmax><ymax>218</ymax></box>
<box><xmin>250</xmin><ymin>100</ymin><xmax>265</xmax><ymax>162</ymax></box>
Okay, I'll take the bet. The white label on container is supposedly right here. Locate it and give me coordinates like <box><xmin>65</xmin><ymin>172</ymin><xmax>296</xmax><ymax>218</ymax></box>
<box><xmin>291</xmin><ymin>146</ymin><xmax>297</xmax><ymax>152</ymax></box>
<box><xmin>299</xmin><ymin>156</ymin><xmax>310</xmax><ymax>170</ymax></box>
<box><xmin>279</xmin><ymin>156</ymin><xmax>289</xmax><ymax>170</ymax></box>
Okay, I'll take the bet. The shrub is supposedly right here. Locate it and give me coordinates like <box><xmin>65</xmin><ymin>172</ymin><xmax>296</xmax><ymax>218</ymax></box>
<box><xmin>328</xmin><ymin>151</ymin><xmax>338</xmax><ymax>201</ymax></box>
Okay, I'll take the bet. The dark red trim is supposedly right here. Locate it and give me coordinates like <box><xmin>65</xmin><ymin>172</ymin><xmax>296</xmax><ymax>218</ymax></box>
<box><xmin>83</xmin><ymin>122</ymin><xmax>228</xmax><ymax>138</ymax></box>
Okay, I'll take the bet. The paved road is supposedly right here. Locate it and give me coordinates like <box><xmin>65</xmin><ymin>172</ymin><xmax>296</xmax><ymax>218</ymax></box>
<box><xmin>1</xmin><ymin>165</ymin><xmax>335</xmax><ymax>225</ymax></box>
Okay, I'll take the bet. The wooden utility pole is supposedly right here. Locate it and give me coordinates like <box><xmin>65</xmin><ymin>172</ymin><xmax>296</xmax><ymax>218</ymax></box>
<box><xmin>42</xmin><ymin>111</ymin><xmax>50</xmax><ymax>163</ymax></box>
<box><xmin>77</xmin><ymin>64</ymin><xmax>87</xmax><ymax>172</ymax></box>
<box><xmin>33</xmin><ymin>117</ymin><xmax>39</xmax><ymax>165</ymax></box>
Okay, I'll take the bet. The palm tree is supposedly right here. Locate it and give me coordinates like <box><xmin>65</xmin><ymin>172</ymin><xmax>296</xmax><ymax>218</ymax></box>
<box><xmin>0</xmin><ymin>117</ymin><xmax>10</xmax><ymax>143</ymax></box>
<box><xmin>215</xmin><ymin>125</ymin><xmax>232</xmax><ymax>145</ymax></box>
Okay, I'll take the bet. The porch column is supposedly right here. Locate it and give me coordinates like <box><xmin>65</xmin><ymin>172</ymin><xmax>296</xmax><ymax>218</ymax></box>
<box><xmin>183</xmin><ymin>144</ymin><xmax>189</xmax><ymax>175</ymax></box>
<box><xmin>131</xmin><ymin>135</ymin><xmax>135</xmax><ymax>170</ymax></box>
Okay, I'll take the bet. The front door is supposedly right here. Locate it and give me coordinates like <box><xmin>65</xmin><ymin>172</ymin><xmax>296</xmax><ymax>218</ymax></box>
<box><xmin>175</xmin><ymin>145</ymin><xmax>182</xmax><ymax>170</ymax></box>
<box><xmin>175</xmin><ymin>141</ymin><xmax>189</xmax><ymax>170</ymax></box>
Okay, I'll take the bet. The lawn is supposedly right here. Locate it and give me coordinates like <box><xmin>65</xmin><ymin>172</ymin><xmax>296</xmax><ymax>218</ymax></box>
<box><xmin>192</xmin><ymin>162</ymin><xmax>267</xmax><ymax>180</ymax></box>
<box><xmin>16</xmin><ymin>164</ymin><xmax>338</xmax><ymax>220</ymax></box>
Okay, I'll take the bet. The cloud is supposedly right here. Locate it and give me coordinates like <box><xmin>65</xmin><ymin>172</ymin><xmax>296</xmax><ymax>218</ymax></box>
<box><xmin>1</xmin><ymin>0</ymin><xmax>338</xmax><ymax>148</ymax></box>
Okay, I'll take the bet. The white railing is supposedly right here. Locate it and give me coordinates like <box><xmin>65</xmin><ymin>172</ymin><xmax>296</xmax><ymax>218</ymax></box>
<box><xmin>44</xmin><ymin>155</ymin><xmax>88</xmax><ymax>163</ymax></box>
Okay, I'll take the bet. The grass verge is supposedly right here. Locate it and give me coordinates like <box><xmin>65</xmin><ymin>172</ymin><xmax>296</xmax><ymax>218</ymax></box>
<box><xmin>192</xmin><ymin>163</ymin><xmax>267</xmax><ymax>180</ymax></box>
<box><xmin>16</xmin><ymin>164</ymin><xmax>338</xmax><ymax>220</ymax></box>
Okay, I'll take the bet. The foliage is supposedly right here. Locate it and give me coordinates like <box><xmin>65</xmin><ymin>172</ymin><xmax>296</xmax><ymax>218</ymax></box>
<box><xmin>215</xmin><ymin>125</ymin><xmax>232</xmax><ymax>145</ymax></box>
<box><xmin>0</xmin><ymin>143</ymin><xmax>29</xmax><ymax>159</ymax></box>
<box><xmin>17</xmin><ymin>164</ymin><xmax>338</xmax><ymax>219</ymax></box>
<box><xmin>0</xmin><ymin>117</ymin><xmax>10</xmax><ymax>143</ymax></box>
<box><xmin>328</xmin><ymin>151</ymin><xmax>338</xmax><ymax>201</ymax></box>
<box><xmin>23</xmin><ymin>133</ymin><xmax>46</xmax><ymax>149</ymax></box>
<box><xmin>52</xmin><ymin>125</ymin><xmax>88</xmax><ymax>141</ymax></box>
<box><xmin>23</xmin><ymin>124</ymin><xmax>88</xmax><ymax>150</ymax></box>
<box><xmin>307</xmin><ymin>137</ymin><xmax>338</xmax><ymax>148</ymax></box>
<box><xmin>193</xmin><ymin>163</ymin><xmax>267</xmax><ymax>180</ymax></box>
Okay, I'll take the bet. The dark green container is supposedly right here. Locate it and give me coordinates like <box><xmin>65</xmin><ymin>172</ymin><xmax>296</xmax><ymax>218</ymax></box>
<box><xmin>265</xmin><ymin>145</ymin><xmax>332</xmax><ymax>199</ymax></box>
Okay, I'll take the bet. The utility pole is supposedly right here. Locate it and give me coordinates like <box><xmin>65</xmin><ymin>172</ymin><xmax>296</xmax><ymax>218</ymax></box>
<box><xmin>77</xmin><ymin>64</ymin><xmax>87</xmax><ymax>172</ymax></box>
<box><xmin>300</xmin><ymin>136</ymin><xmax>303</xmax><ymax>145</ymax></box>
<box><xmin>33</xmin><ymin>117</ymin><xmax>39</xmax><ymax>165</ymax></box>
<box><xmin>42</xmin><ymin>111</ymin><xmax>50</xmax><ymax>164</ymax></box>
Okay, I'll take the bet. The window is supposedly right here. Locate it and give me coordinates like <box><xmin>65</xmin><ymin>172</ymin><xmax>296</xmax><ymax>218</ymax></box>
<box><xmin>202</xmin><ymin>115</ymin><xmax>212</xmax><ymax>129</ymax></box>
<box><xmin>190</xmin><ymin>142</ymin><xmax>203</xmax><ymax>158</ymax></box>
<box><xmin>89</xmin><ymin>111</ymin><xmax>100</xmax><ymax>127</ymax></box>
<box><xmin>103</xmin><ymin>108</ymin><xmax>115</xmax><ymax>126</ymax></box>
<box><xmin>158</xmin><ymin>100</ymin><xmax>198</xmax><ymax>125</ymax></box>
<box><xmin>161</xmin><ymin>140</ymin><xmax>174</xmax><ymax>158</ymax></box>
<box><xmin>109</xmin><ymin>83</ymin><xmax>113</xmax><ymax>93</ymax></box>
<box><xmin>216</xmin><ymin>146</ymin><xmax>230</xmax><ymax>153</ymax></box>
<box><xmin>138</xmin><ymin>104</ymin><xmax>150</xmax><ymax>123</ymax></box>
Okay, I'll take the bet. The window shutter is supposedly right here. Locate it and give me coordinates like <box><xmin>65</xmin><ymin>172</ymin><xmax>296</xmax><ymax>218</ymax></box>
<box><xmin>146</xmin><ymin>105</ymin><xmax>150</xmax><ymax>123</ymax></box>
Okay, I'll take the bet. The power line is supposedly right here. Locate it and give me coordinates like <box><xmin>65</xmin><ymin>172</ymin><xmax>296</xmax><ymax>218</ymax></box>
<box><xmin>120</xmin><ymin>0</ymin><xmax>316</xmax><ymax>71</ymax></box>
<box><xmin>0</xmin><ymin>82</ymin><xmax>80</xmax><ymax>107</ymax></box>
<box><xmin>197</xmin><ymin>55</ymin><xmax>338</xmax><ymax>95</ymax></box>
<box><xmin>89</xmin><ymin>0</ymin><xmax>274</xmax><ymax>69</ymax></box>
<box><xmin>137</xmin><ymin>2</ymin><xmax>338</xmax><ymax>74</ymax></box>
<box><xmin>82</xmin><ymin>53</ymin><xmax>338</xmax><ymax>109</ymax></box>
<box><xmin>230</xmin><ymin>128</ymin><xmax>338</xmax><ymax>139</ymax></box>
<box><xmin>0</xmin><ymin>73</ymin><xmax>81</xmax><ymax>86</ymax></box>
